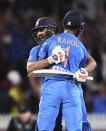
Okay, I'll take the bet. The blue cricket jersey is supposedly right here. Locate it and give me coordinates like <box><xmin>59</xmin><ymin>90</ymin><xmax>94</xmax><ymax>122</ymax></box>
<box><xmin>28</xmin><ymin>45</ymin><xmax>41</xmax><ymax>61</ymax></box>
<box><xmin>38</xmin><ymin>32</ymin><xmax>89</xmax><ymax>82</ymax></box>
<box><xmin>28</xmin><ymin>45</ymin><xmax>44</xmax><ymax>85</ymax></box>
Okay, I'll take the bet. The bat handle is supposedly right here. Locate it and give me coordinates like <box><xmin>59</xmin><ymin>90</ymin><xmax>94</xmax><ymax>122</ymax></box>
<box><xmin>87</xmin><ymin>76</ymin><xmax>93</xmax><ymax>80</ymax></box>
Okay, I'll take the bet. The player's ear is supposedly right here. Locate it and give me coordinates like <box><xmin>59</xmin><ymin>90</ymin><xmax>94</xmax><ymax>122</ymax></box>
<box><xmin>63</xmin><ymin>24</ymin><xmax>66</xmax><ymax>29</ymax></box>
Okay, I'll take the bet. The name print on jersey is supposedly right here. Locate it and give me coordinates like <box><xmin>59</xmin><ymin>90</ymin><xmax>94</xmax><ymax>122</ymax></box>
<box><xmin>58</xmin><ymin>37</ymin><xmax>79</xmax><ymax>47</ymax></box>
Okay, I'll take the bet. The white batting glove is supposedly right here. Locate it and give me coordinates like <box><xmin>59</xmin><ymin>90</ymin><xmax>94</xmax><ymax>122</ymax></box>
<box><xmin>48</xmin><ymin>46</ymin><xmax>65</xmax><ymax>64</ymax></box>
<box><xmin>73</xmin><ymin>68</ymin><xmax>88</xmax><ymax>82</ymax></box>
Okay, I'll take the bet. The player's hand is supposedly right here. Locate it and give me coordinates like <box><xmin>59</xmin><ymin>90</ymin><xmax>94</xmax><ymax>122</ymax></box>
<box><xmin>48</xmin><ymin>46</ymin><xmax>65</xmax><ymax>64</ymax></box>
<box><xmin>73</xmin><ymin>68</ymin><xmax>88</xmax><ymax>82</ymax></box>
<box><xmin>52</xmin><ymin>46</ymin><xmax>65</xmax><ymax>64</ymax></box>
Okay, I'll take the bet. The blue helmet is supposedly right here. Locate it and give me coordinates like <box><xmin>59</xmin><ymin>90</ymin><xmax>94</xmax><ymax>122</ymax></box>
<box><xmin>32</xmin><ymin>17</ymin><xmax>57</xmax><ymax>44</ymax></box>
<box><xmin>32</xmin><ymin>17</ymin><xmax>57</xmax><ymax>30</ymax></box>
<box><xmin>63</xmin><ymin>10</ymin><xmax>85</xmax><ymax>32</ymax></box>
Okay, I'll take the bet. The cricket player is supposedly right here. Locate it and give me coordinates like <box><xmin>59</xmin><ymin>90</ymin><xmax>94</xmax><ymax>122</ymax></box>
<box><xmin>27</xmin><ymin>17</ymin><xmax>62</xmax><ymax>131</ymax></box>
<box><xmin>27</xmin><ymin>11</ymin><xmax>96</xmax><ymax>131</ymax></box>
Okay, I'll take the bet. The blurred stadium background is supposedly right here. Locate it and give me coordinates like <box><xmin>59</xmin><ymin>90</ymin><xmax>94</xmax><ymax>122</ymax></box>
<box><xmin>0</xmin><ymin>0</ymin><xmax>106</xmax><ymax>130</ymax></box>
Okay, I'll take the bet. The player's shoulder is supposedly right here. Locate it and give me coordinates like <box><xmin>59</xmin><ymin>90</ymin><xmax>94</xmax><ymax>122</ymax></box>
<box><xmin>45</xmin><ymin>33</ymin><xmax>63</xmax><ymax>42</ymax></box>
<box><xmin>54</xmin><ymin>33</ymin><xmax>65</xmax><ymax>38</ymax></box>
<box><xmin>71</xmin><ymin>34</ymin><xmax>85</xmax><ymax>47</ymax></box>
<box><xmin>55</xmin><ymin>32</ymin><xmax>84</xmax><ymax>45</ymax></box>
<box><xmin>43</xmin><ymin>35</ymin><xmax>59</xmax><ymax>46</ymax></box>
<box><xmin>30</xmin><ymin>45</ymin><xmax>40</xmax><ymax>52</ymax></box>
<box><xmin>45</xmin><ymin>35</ymin><xmax>57</xmax><ymax>42</ymax></box>
<box><xmin>43</xmin><ymin>33</ymin><xmax>66</xmax><ymax>47</ymax></box>
<box><xmin>77</xmin><ymin>39</ymin><xmax>85</xmax><ymax>48</ymax></box>
<box><xmin>75</xmin><ymin>36</ymin><xmax>83</xmax><ymax>44</ymax></box>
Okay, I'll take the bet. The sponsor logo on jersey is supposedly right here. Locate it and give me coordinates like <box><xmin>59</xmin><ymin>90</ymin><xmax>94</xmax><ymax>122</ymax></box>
<box><xmin>53</xmin><ymin>66</ymin><xmax>70</xmax><ymax>73</ymax></box>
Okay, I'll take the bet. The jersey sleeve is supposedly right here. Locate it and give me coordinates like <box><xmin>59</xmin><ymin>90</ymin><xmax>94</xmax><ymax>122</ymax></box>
<box><xmin>38</xmin><ymin>41</ymin><xmax>48</xmax><ymax>59</ymax></box>
<box><xmin>28</xmin><ymin>47</ymin><xmax>38</xmax><ymax>62</ymax></box>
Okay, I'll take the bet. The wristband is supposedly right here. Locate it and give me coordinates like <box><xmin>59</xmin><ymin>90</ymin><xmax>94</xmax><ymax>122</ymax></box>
<box><xmin>48</xmin><ymin>56</ymin><xmax>54</xmax><ymax>64</ymax></box>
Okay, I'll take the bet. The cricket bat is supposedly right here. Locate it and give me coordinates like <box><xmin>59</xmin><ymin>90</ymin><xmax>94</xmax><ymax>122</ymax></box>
<box><xmin>28</xmin><ymin>69</ymin><xmax>93</xmax><ymax>80</ymax></box>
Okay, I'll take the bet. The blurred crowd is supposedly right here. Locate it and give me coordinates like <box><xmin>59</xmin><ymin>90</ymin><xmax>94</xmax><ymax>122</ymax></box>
<box><xmin>0</xmin><ymin>0</ymin><xmax>106</xmax><ymax>115</ymax></box>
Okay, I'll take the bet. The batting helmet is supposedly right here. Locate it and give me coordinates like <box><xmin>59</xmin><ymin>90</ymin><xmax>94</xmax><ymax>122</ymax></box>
<box><xmin>32</xmin><ymin>17</ymin><xmax>57</xmax><ymax>44</ymax></box>
<box><xmin>63</xmin><ymin>10</ymin><xmax>85</xmax><ymax>31</ymax></box>
<box><xmin>32</xmin><ymin>17</ymin><xmax>57</xmax><ymax>31</ymax></box>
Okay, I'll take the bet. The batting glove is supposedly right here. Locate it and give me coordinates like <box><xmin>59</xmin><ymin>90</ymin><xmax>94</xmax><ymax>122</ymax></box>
<box><xmin>48</xmin><ymin>46</ymin><xmax>65</xmax><ymax>64</ymax></box>
<box><xmin>73</xmin><ymin>68</ymin><xmax>88</xmax><ymax>82</ymax></box>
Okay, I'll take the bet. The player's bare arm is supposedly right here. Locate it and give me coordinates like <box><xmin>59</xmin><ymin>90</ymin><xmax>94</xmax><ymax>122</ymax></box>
<box><xmin>27</xmin><ymin>59</ymin><xmax>49</xmax><ymax>73</ymax></box>
<box><xmin>84</xmin><ymin>55</ymin><xmax>97</xmax><ymax>73</ymax></box>
<box><xmin>27</xmin><ymin>46</ymin><xmax>65</xmax><ymax>73</ymax></box>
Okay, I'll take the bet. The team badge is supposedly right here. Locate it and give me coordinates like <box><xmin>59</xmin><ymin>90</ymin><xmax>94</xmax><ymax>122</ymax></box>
<box><xmin>35</xmin><ymin>19</ymin><xmax>40</xmax><ymax>26</ymax></box>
